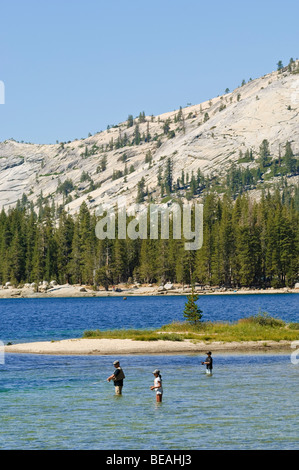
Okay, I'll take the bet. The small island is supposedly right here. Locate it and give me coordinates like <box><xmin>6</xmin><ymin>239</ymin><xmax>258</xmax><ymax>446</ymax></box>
<box><xmin>5</xmin><ymin>311</ymin><xmax>299</xmax><ymax>355</ymax></box>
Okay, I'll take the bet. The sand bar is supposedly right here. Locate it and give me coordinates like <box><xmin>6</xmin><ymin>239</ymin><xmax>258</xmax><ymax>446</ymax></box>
<box><xmin>4</xmin><ymin>338</ymin><xmax>294</xmax><ymax>355</ymax></box>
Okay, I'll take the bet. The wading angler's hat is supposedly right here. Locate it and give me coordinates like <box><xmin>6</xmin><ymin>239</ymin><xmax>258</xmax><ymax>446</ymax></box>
<box><xmin>152</xmin><ymin>369</ymin><xmax>160</xmax><ymax>374</ymax></box>
<box><xmin>113</xmin><ymin>360</ymin><xmax>120</xmax><ymax>365</ymax></box>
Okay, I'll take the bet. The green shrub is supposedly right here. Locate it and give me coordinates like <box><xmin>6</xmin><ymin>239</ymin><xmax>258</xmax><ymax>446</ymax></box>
<box><xmin>242</xmin><ymin>311</ymin><xmax>285</xmax><ymax>327</ymax></box>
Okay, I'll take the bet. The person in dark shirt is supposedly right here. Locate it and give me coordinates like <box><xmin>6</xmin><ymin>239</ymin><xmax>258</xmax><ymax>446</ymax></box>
<box><xmin>107</xmin><ymin>360</ymin><xmax>125</xmax><ymax>395</ymax></box>
<box><xmin>202</xmin><ymin>351</ymin><xmax>213</xmax><ymax>375</ymax></box>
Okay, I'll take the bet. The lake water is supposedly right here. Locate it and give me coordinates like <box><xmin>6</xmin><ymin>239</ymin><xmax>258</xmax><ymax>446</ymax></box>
<box><xmin>0</xmin><ymin>293</ymin><xmax>298</xmax><ymax>344</ymax></box>
<box><xmin>1</xmin><ymin>353</ymin><xmax>298</xmax><ymax>450</ymax></box>
<box><xmin>0</xmin><ymin>294</ymin><xmax>298</xmax><ymax>450</ymax></box>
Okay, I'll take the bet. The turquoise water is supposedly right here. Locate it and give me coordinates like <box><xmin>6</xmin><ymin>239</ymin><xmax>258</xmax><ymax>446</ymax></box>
<box><xmin>1</xmin><ymin>353</ymin><xmax>298</xmax><ymax>450</ymax></box>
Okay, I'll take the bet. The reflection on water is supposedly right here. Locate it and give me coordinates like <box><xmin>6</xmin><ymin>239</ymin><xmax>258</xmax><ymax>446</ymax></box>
<box><xmin>0</xmin><ymin>353</ymin><xmax>298</xmax><ymax>450</ymax></box>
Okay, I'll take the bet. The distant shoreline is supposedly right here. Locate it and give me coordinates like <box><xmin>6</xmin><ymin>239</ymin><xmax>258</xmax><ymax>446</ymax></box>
<box><xmin>0</xmin><ymin>283</ymin><xmax>298</xmax><ymax>299</ymax></box>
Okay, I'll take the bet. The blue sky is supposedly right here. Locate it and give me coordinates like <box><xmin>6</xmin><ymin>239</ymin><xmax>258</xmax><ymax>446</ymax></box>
<box><xmin>0</xmin><ymin>0</ymin><xmax>298</xmax><ymax>144</ymax></box>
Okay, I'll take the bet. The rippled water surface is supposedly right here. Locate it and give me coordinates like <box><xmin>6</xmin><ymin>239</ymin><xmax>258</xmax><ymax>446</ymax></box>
<box><xmin>1</xmin><ymin>353</ymin><xmax>298</xmax><ymax>450</ymax></box>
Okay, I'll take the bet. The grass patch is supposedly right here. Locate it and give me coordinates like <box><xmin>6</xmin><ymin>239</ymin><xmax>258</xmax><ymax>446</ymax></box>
<box><xmin>83</xmin><ymin>312</ymin><xmax>299</xmax><ymax>343</ymax></box>
<box><xmin>83</xmin><ymin>329</ymin><xmax>184</xmax><ymax>342</ymax></box>
<box><xmin>83</xmin><ymin>329</ymin><xmax>155</xmax><ymax>340</ymax></box>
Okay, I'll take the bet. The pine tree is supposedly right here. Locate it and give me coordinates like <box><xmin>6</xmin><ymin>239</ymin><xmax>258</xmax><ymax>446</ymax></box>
<box><xmin>138</xmin><ymin>111</ymin><xmax>146</xmax><ymax>123</ymax></box>
<box><xmin>259</xmin><ymin>139</ymin><xmax>270</xmax><ymax>170</ymax></box>
<box><xmin>7</xmin><ymin>229</ymin><xmax>24</xmax><ymax>284</ymax></box>
<box><xmin>95</xmin><ymin>265</ymin><xmax>111</xmax><ymax>291</ymax></box>
<box><xmin>155</xmin><ymin>238</ymin><xmax>171</xmax><ymax>284</ymax></box>
<box><xmin>284</xmin><ymin>141</ymin><xmax>296</xmax><ymax>175</ymax></box>
<box><xmin>195</xmin><ymin>193</ymin><xmax>217</xmax><ymax>284</ymax></box>
<box><xmin>136</xmin><ymin>177</ymin><xmax>146</xmax><ymax>203</ymax></box>
<box><xmin>42</xmin><ymin>205</ymin><xmax>57</xmax><ymax>281</ymax></box>
<box><xmin>212</xmin><ymin>195</ymin><xmax>233</xmax><ymax>286</ymax></box>
<box><xmin>69</xmin><ymin>220</ymin><xmax>82</xmax><ymax>284</ymax></box>
<box><xmin>189</xmin><ymin>171</ymin><xmax>197</xmax><ymax>196</ymax></box>
<box><xmin>162</xmin><ymin>118</ymin><xmax>171</xmax><ymax>135</ymax></box>
<box><xmin>31</xmin><ymin>224</ymin><xmax>45</xmax><ymax>283</ymax></box>
<box><xmin>139</xmin><ymin>239</ymin><xmax>157</xmax><ymax>283</ymax></box>
<box><xmin>78</xmin><ymin>202</ymin><xmax>95</xmax><ymax>284</ymax></box>
<box><xmin>127</xmin><ymin>114</ymin><xmax>134</xmax><ymax>128</ymax></box>
<box><xmin>55</xmin><ymin>210</ymin><xmax>74</xmax><ymax>284</ymax></box>
<box><xmin>24</xmin><ymin>208</ymin><xmax>37</xmax><ymax>283</ymax></box>
<box><xmin>133</xmin><ymin>124</ymin><xmax>141</xmax><ymax>145</ymax></box>
<box><xmin>112</xmin><ymin>238</ymin><xmax>128</xmax><ymax>284</ymax></box>
<box><xmin>164</xmin><ymin>158</ymin><xmax>173</xmax><ymax>195</ymax></box>
<box><xmin>99</xmin><ymin>154</ymin><xmax>107</xmax><ymax>172</ymax></box>
<box><xmin>145</xmin><ymin>122</ymin><xmax>151</xmax><ymax>142</ymax></box>
<box><xmin>177</xmin><ymin>106</ymin><xmax>183</xmax><ymax>122</ymax></box>
<box><xmin>183</xmin><ymin>287</ymin><xmax>203</xmax><ymax>325</ymax></box>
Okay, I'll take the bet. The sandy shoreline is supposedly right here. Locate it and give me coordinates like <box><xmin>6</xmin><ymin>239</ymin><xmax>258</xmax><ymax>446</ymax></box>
<box><xmin>0</xmin><ymin>283</ymin><xmax>298</xmax><ymax>298</ymax></box>
<box><xmin>4</xmin><ymin>338</ymin><xmax>294</xmax><ymax>355</ymax></box>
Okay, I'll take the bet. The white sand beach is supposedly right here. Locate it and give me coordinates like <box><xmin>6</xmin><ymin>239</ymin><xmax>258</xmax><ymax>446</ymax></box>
<box><xmin>4</xmin><ymin>337</ymin><xmax>293</xmax><ymax>355</ymax></box>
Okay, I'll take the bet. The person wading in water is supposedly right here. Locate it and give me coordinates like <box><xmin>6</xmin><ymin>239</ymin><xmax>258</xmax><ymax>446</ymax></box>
<box><xmin>150</xmin><ymin>369</ymin><xmax>163</xmax><ymax>402</ymax></box>
<box><xmin>202</xmin><ymin>352</ymin><xmax>213</xmax><ymax>375</ymax></box>
<box><xmin>107</xmin><ymin>360</ymin><xmax>125</xmax><ymax>395</ymax></box>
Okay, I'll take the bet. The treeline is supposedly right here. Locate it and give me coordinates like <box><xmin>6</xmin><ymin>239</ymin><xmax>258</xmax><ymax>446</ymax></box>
<box><xmin>0</xmin><ymin>186</ymin><xmax>298</xmax><ymax>289</ymax></box>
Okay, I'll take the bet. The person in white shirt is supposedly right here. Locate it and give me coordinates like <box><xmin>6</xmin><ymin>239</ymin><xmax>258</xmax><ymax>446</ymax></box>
<box><xmin>150</xmin><ymin>369</ymin><xmax>163</xmax><ymax>402</ymax></box>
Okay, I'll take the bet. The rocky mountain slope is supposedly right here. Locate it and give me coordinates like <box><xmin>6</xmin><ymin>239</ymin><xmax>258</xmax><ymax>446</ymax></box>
<box><xmin>1</xmin><ymin>62</ymin><xmax>299</xmax><ymax>214</ymax></box>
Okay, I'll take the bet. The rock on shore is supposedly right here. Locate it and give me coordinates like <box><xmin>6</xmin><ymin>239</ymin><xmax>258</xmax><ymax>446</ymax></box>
<box><xmin>0</xmin><ymin>283</ymin><xmax>298</xmax><ymax>298</ymax></box>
